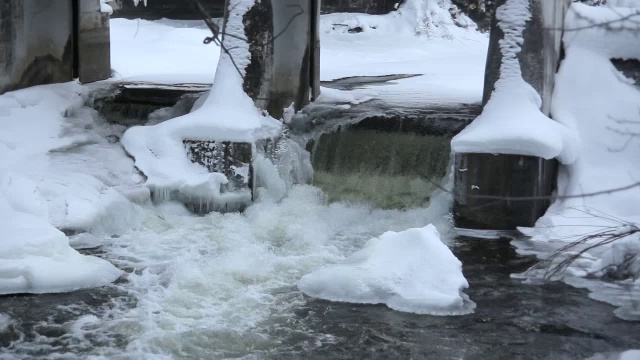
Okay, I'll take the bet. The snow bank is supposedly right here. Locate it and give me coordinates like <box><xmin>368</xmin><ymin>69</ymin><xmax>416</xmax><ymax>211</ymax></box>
<box><xmin>321</xmin><ymin>0</ymin><xmax>476</xmax><ymax>39</ymax></box>
<box><xmin>0</xmin><ymin>83</ymin><xmax>132</xmax><ymax>294</ymax></box>
<box><xmin>0</xmin><ymin>197</ymin><xmax>122</xmax><ymax>294</ymax></box>
<box><xmin>121</xmin><ymin>0</ymin><xmax>283</xmax><ymax>204</ymax></box>
<box><xmin>298</xmin><ymin>224</ymin><xmax>474</xmax><ymax>315</ymax></box>
<box><xmin>451</xmin><ymin>0</ymin><xmax>578</xmax><ymax>162</ymax></box>
<box><xmin>564</xmin><ymin>4</ymin><xmax>640</xmax><ymax>59</ymax></box>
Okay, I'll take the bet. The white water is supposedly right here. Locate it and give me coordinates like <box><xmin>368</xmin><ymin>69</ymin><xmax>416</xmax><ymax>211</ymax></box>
<box><xmin>6</xmin><ymin>185</ymin><xmax>451</xmax><ymax>358</ymax></box>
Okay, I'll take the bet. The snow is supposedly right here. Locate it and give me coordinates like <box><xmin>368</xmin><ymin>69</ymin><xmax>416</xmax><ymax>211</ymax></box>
<box><xmin>515</xmin><ymin>3</ymin><xmax>640</xmax><ymax>319</ymax></box>
<box><xmin>101</xmin><ymin>0</ymin><xmax>113</xmax><ymax>14</ymax></box>
<box><xmin>108</xmin><ymin>4</ymin><xmax>487</xmax><ymax>107</ymax></box>
<box><xmin>109</xmin><ymin>18</ymin><xmax>220</xmax><ymax>82</ymax></box>
<box><xmin>314</xmin><ymin>87</ymin><xmax>376</xmax><ymax>106</ymax></box>
<box><xmin>0</xmin><ymin>83</ymin><xmax>135</xmax><ymax>294</ymax></box>
<box><xmin>320</xmin><ymin>11</ymin><xmax>487</xmax><ymax>106</ymax></box>
<box><xmin>299</xmin><ymin>224</ymin><xmax>473</xmax><ymax>315</ymax></box>
<box><xmin>588</xmin><ymin>350</ymin><xmax>640</xmax><ymax>360</ymax></box>
<box><xmin>121</xmin><ymin>0</ymin><xmax>283</xmax><ymax>206</ymax></box>
<box><xmin>451</xmin><ymin>0</ymin><xmax>578</xmax><ymax>162</ymax></box>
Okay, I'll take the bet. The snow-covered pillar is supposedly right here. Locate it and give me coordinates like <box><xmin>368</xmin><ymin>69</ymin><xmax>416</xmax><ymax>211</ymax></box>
<box><xmin>241</xmin><ymin>0</ymin><xmax>318</xmax><ymax>119</ymax></box>
<box><xmin>454</xmin><ymin>0</ymin><xmax>571</xmax><ymax>230</ymax></box>
<box><xmin>483</xmin><ymin>0</ymin><xmax>570</xmax><ymax>113</ymax></box>
<box><xmin>0</xmin><ymin>0</ymin><xmax>74</xmax><ymax>94</ymax></box>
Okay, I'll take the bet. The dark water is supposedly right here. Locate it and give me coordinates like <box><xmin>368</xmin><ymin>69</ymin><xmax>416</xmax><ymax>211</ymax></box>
<box><xmin>1</xmin><ymin>239</ymin><xmax>638</xmax><ymax>359</ymax></box>
<box><xmin>271</xmin><ymin>239</ymin><xmax>640</xmax><ymax>359</ymax></box>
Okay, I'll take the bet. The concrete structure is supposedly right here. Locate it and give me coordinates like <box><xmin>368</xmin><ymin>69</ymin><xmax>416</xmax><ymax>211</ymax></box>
<box><xmin>0</xmin><ymin>0</ymin><xmax>111</xmax><ymax>95</ymax></box>
<box><xmin>454</xmin><ymin>0</ymin><xmax>572</xmax><ymax>230</ymax></box>
<box><xmin>242</xmin><ymin>0</ymin><xmax>320</xmax><ymax>119</ymax></box>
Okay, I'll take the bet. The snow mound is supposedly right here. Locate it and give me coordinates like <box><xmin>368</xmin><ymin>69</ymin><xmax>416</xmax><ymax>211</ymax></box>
<box><xmin>0</xmin><ymin>197</ymin><xmax>122</xmax><ymax>295</ymax></box>
<box><xmin>321</xmin><ymin>0</ymin><xmax>476</xmax><ymax>38</ymax></box>
<box><xmin>298</xmin><ymin>224</ymin><xmax>474</xmax><ymax>315</ymax></box>
<box><xmin>452</xmin><ymin>0</ymin><xmax>578</xmax><ymax>162</ymax></box>
<box><xmin>0</xmin><ymin>82</ymin><xmax>138</xmax><ymax>294</ymax></box>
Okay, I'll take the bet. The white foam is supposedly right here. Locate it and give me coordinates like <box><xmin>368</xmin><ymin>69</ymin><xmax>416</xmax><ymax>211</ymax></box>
<box><xmin>35</xmin><ymin>184</ymin><xmax>453</xmax><ymax>357</ymax></box>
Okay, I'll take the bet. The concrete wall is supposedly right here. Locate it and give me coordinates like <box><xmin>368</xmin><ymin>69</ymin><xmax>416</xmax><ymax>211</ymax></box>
<box><xmin>0</xmin><ymin>0</ymin><xmax>74</xmax><ymax>94</ymax></box>
<box><xmin>242</xmin><ymin>0</ymin><xmax>316</xmax><ymax>119</ymax></box>
<box><xmin>78</xmin><ymin>0</ymin><xmax>111</xmax><ymax>83</ymax></box>
<box><xmin>0</xmin><ymin>0</ymin><xmax>111</xmax><ymax>95</ymax></box>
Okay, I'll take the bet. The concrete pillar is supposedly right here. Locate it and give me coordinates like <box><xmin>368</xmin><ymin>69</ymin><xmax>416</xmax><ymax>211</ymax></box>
<box><xmin>77</xmin><ymin>0</ymin><xmax>111</xmax><ymax>84</ymax></box>
<box><xmin>242</xmin><ymin>0</ymin><xmax>318</xmax><ymax>119</ymax></box>
<box><xmin>454</xmin><ymin>0</ymin><xmax>570</xmax><ymax>230</ymax></box>
<box><xmin>0</xmin><ymin>0</ymin><xmax>74</xmax><ymax>94</ymax></box>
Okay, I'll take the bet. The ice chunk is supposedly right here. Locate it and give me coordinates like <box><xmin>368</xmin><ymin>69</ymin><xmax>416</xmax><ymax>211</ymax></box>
<box><xmin>298</xmin><ymin>224</ymin><xmax>474</xmax><ymax>315</ymax></box>
<box><xmin>0</xmin><ymin>197</ymin><xmax>122</xmax><ymax>295</ymax></box>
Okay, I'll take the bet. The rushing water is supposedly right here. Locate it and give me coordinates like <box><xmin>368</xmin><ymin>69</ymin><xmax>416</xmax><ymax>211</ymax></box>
<box><xmin>1</xmin><ymin>92</ymin><xmax>638</xmax><ymax>359</ymax></box>
<box><xmin>1</xmin><ymin>184</ymin><xmax>639</xmax><ymax>359</ymax></box>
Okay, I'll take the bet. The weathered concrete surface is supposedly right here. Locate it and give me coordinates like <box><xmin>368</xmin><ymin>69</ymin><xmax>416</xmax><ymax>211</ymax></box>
<box><xmin>243</xmin><ymin>0</ymin><xmax>315</xmax><ymax>119</ymax></box>
<box><xmin>457</xmin><ymin>0</ymin><xmax>570</xmax><ymax>230</ymax></box>
<box><xmin>454</xmin><ymin>153</ymin><xmax>557</xmax><ymax>230</ymax></box>
<box><xmin>78</xmin><ymin>0</ymin><xmax>111</xmax><ymax>84</ymax></box>
<box><xmin>0</xmin><ymin>0</ymin><xmax>74</xmax><ymax>94</ymax></box>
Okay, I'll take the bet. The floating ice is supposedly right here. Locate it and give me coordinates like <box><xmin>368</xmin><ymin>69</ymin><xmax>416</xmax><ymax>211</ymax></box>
<box><xmin>298</xmin><ymin>224</ymin><xmax>474</xmax><ymax>315</ymax></box>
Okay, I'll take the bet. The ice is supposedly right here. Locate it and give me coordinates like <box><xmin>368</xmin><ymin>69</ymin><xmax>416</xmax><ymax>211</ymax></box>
<box><xmin>298</xmin><ymin>224</ymin><xmax>474</xmax><ymax>315</ymax></box>
<box><xmin>0</xmin><ymin>82</ymin><xmax>145</xmax><ymax>294</ymax></box>
<box><xmin>0</xmin><ymin>196</ymin><xmax>122</xmax><ymax>295</ymax></box>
